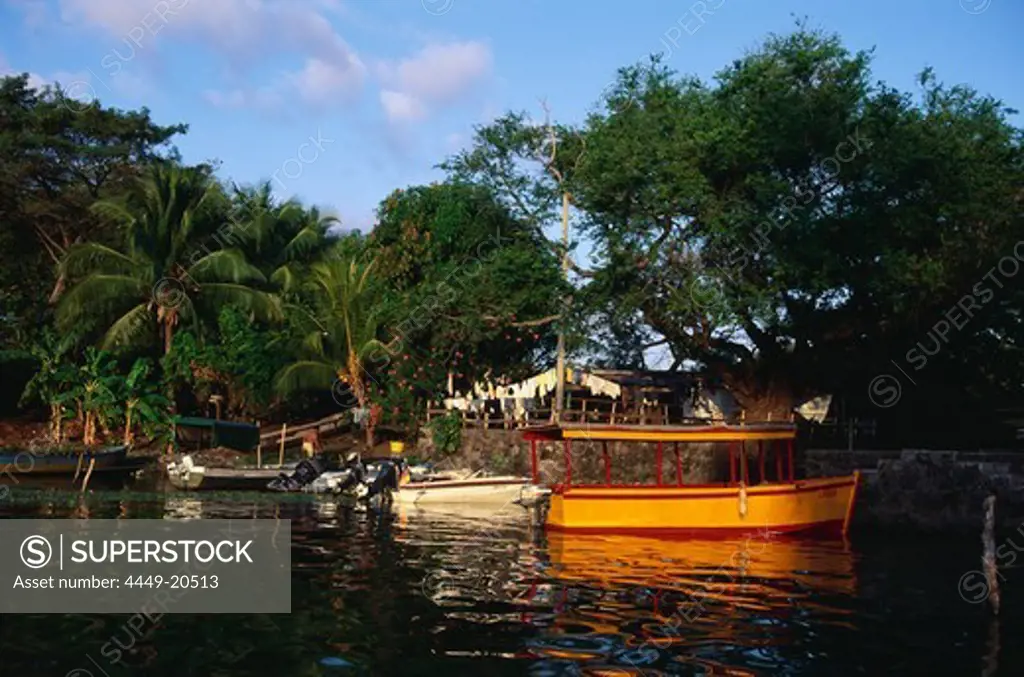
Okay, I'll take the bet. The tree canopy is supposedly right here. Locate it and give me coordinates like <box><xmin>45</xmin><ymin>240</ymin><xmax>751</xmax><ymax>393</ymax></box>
<box><xmin>2</xmin><ymin>22</ymin><xmax>1022</xmax><ymax>448</ymax></box>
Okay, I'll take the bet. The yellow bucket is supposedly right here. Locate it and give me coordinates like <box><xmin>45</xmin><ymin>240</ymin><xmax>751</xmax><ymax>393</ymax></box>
<box><xmin>389</xmin><ymin>441</ymin><xmax>405</xmax><ymax>454</ymax></box>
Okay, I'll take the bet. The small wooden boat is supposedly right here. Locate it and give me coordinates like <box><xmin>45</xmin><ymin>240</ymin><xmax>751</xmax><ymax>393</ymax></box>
<box><xmin>396</xmin><ymin>476</ymin><xmax>533</xmax><ymax>505</ymax></box>
<box><xmin>165</xmin><ymin>454</ymin><xmax>354</xmax><ymax>493</ymax></box>
<box><xmin>165</xmin><ymin>455</ymin><xmax>291</xmax><ymax>491</ymax></box>
<box><xmin>0</xmin><ymin>445</ymin><xmax>130</xmax><ymax>476</ymax></box>
<box><xmin>394</xmin><ymin>466</ymin><xmax>535</xmax><ymax>506</ymax></box>
<box><xmin>522</xmin><ymin>423</ymin><xmax>860</xmax><ymax>537</ymax></box>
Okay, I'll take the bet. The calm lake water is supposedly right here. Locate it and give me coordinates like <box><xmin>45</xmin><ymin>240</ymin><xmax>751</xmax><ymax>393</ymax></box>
<box><xmin>1</xmin><ymin>489</ymin><xmax>1022</xmax><ymax>676</ymax></box>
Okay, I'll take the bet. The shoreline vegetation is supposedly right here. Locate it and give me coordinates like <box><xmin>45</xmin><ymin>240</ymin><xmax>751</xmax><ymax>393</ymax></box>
<box><xmin>2</xmin><ymin>23</ymin><xmax>1023</xmax><ymax>463</ymax></box>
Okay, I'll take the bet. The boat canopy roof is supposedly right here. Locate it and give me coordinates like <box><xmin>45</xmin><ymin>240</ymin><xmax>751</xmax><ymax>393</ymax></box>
<box><xmin>173</xmin><ymin>416</ymin><xmax>260</xmax><ymax>452</ymax></box>
<box><xmin>521</xmin><ymin>422</ymin><xmax>796</xmax><ymax>443</ymax></box>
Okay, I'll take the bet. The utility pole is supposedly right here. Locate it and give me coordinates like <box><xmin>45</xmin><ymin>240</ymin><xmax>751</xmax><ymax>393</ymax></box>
<box><xmin>554</xmin><ymin>190</ymin><xmax>569</xmax><ymax>421</ymax></box>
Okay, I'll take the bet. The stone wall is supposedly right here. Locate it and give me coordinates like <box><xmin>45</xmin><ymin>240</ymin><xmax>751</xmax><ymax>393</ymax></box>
<box><xmin>806</xmin><ymin>448</ymin><xmax>1024</xmax><ymax>533</ymax></box>
<box><xmin>415</xmin><ymin>430</ymin><xmax>1024</xmax><ymax>533</ymax></box>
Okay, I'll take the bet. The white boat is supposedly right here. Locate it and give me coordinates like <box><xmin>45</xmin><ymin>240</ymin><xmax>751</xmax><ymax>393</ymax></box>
<box><xmin>393</xmin><ymin>470</ymin><xmax>541</xmax><ymax>506</ymax></box>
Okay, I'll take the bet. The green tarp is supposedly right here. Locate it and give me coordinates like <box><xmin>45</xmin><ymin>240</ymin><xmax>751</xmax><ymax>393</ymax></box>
<box><xmin>173</xmin><ymin>416</ymin><xmax>261</xmax><ymax>452</ymax></box>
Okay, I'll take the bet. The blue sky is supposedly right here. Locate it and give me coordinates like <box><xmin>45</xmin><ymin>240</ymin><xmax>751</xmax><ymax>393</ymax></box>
<box><xmin>0</xmin><ymin>0</ymin><xmax>1021</xmax><ymax>237</ymax></box>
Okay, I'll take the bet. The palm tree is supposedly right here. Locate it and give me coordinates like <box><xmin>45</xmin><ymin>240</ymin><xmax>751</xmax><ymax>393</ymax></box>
<box><xmin>229</xmin><ymin>182</ymin><xmax>339</xmax><ymax>294</ymax></box>
<box><xmin>56</xmin><ymin>163</ymin><xmax>283</xmax><ymax>354</ymax></box>
<box><xmin>275</xmin><ymin>254</ymin><xmax>385</xmax><ymax>445</ymax></box>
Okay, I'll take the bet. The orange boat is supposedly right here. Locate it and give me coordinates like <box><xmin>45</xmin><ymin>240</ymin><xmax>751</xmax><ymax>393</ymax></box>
<box><xmin>522</xmin><ymin>422</ymin><xmax>860</xmax><ymax>537</ymax></box>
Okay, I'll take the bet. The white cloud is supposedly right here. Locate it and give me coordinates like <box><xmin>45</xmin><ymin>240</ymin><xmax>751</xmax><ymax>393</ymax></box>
<box><xmin>379</xmin><ymin>41</ymin><xmax>491</xmax><ymax>103</ymax></box>
<box><xmin>380</xmin><ymin>90</ymin><xmax>426</xmax><ymax>123</ymax></box>
<box><xmin>376</xmin><ymin>41</ymin><xmax>492</xmax><ymax>123</ymax></box>
<box><xmin>53</xmin><ymin>0</ymin><xmax>366</xmax><ymax>107</ymax></box>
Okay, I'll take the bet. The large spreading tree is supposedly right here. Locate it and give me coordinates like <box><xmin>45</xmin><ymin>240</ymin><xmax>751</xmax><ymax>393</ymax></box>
<box><xmin>452</xmin><ymin>26</ymin><xmax>1024</xmax><ymax>426</ymax></box>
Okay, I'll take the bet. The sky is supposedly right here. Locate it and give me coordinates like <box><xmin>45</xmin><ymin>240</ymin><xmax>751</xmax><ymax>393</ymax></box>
<box><xmin>1</xmin><ymin>0</ymin><xmax>1020</xmax><ymax>237</ymax></box>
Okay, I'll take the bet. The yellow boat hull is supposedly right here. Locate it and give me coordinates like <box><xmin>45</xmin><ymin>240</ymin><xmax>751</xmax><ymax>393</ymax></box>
<box><xmin>546</xmin><ymin>474</ymin><xmax>859</xmax><ymax>537</ymax></box>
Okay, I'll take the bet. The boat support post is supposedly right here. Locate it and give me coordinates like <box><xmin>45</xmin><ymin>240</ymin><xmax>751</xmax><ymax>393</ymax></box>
<box><xmin>757</xmin><ymin>440</ymin><xmax>765</xmax><ymax>484</ymax></box>
<box><xmin>740</xmin><ymin>440</ymin><xmax>748</xmax><ymax>485</ymax></box>
<box><xmin>729</xmin><ymin>443</ymin><xmax>737</xmax><ymax>484</ymax></box>
<box><xmin>674</xmin><ymin>442</ymin><xmax>682</xmax><ymax>486</ymax></box>
<box><xmin>775</xmin><ymin>440</ymin><xmax>783</xmax><ymax>481</ymax></box>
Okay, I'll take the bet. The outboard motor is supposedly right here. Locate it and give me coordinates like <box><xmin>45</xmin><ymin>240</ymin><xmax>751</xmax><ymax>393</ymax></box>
<box><xmin>267</xmin><ymin>454</ymin><xmax>328</xmax><ymax>492</ymax></box>
<box><xmin>360</xmin><ymin>458</ymin><xmax>404</xmax><ymax>505</ymax></box>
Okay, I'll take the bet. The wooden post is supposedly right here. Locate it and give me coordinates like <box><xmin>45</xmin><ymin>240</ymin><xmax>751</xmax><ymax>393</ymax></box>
<box><xmin>256</xmin><ymin>441</ymin><xmax>262</xmax><ymax>469</ymax></box>
<box><xmin>982</xmin><ymin>494</ymin><xmax>1001</xmax><ymax>615</ymax></box>
<box><xmin>530</xmin><ymin>440</ymin><xmax>539</xmax><ymax>484</ymax></box>
<box><xmin>656</xmin><ymin>441</ymin><xmax>663</xmax><ymax>486</ymax></box>
<box><xmin>563</xmin><ymin>440</ymin><xmax>572</xmax><ymax>486</ymax></box>
<box><xmin>73</xmin><ymin>452</ymin><xmax>85</xmax><ymax>485</ymax></box>
<box><xmin>787</xmin><ymin>438</ymin><xmax>795</xmax><ymax>482</ymax></box>
<box><xmin>729</xmin><ymin>443</ymin><xmax>737</xmax><ymax>484</ymax></box>
<box><xmin>602</xmin><ymin>441</ymin><xmax>611</xmax><ymax>486</ymax></box>
<box><xmin>80</xmin><ymin>456</ymin><xmax>96</xmax><ymax>495</ymax></box>
<box><xmin>757</xmin><ymin>440</ymin><xmax>765</xmax><ymax>484</ymax></box>
<box><xmin>278</xmin><ymin>423</ymin><xmax>287</xmax><ymax>467</ymax></box>
<box><xmin>775</xmin><ymin>440</ymin><xmax>783</xmax><ymax>482</ymax></box>
<box><xmin>674</xmin><ymin>442</ymin><xmax>682</xmax><ymax>486</ymax></box>
<box><xmin>610</xmin><ymin>401</ymin><xmax>617</xmax><ymax>425</ymax></box>
<box><xmin>740</xmin><ymin>441</ymin><xmax>748</xmax><ymax>485</ymax></box>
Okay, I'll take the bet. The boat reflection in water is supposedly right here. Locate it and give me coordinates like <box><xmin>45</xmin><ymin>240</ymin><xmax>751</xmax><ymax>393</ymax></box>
<box><xmin>525</xmin><ymin>532</ymin><xmax>857</xmax><ymax>675</ymax></box>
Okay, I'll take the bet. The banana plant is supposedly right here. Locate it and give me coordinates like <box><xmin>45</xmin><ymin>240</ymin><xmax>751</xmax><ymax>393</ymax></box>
<box><xmin>119</xmin><ymin>358</ymin><xmax>172</xmax><ymax>446</ymax></box>
<box><xmin>63</xmin><ymin>347</ymin><xmax>121</xmax><ymax>446</ymax></box>
<box><xmin>19</xmin><ymin>329</ymin><xmax>77</xmax><ymax>442</ymax></box>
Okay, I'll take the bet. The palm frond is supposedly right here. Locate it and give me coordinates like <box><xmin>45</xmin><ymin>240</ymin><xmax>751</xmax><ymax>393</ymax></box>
<box><xmin>61</xmin><ymin>242</ymin><xmax>143</xmax><ymax>278</ymax></box>
<box><xmin>101</xmin><ymin>303</ymin><xmax>157</xmax><ymax>351</ymax></box>
<box><xmin>274</xmin><ymin>360</ymin><xmax>339</xmax><ymax>395</ymax></box>
<box><xmin>56</xmin><ymin>275</ymin><xmax>149</xmax><ymax>331</ymax></box>
<box><xmin>193</xmin><ymin>283</ymin><xmax>283</xmax><ymax>322</ymax></box>
<box><xmin>186</xmin><ymin>248</ymin><xmax>267</xmax><ymax>284</ymax></box>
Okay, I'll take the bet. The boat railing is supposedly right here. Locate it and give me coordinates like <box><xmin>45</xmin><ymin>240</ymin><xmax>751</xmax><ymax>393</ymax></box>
<box><xmin>423</xmin><ymin>407</ymin><xmax>751</xmax><ymax>430</ymax></box>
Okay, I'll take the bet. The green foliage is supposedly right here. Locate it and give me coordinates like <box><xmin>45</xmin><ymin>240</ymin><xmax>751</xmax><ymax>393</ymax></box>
<box><xmin>162</xmin><ymin>306</ymin><xmax>290</xmax><ymax>418</ymax></box>
<box><xmin>454</xmin><ymin>24</ymin><xmax>1024</xmax><ymax>420</ymax></box>
<box><xmin>428</xmin><ymin>412</ymin><xmax>462</xmax><ymax>458</ymax></box>
<box><xmin>19</xmin><ymin>328</ymin><xmax>77</xmax><ymax>410</ymax></box>
<box><xmin>57</xmin><ymin>162</ymin><xmax>283</xmax><ymax>354</ymax></box>
<box><xmin>366</xmin><ymin>182</ymin><xmax>565</xmax><ymax>409</ymax></box>
<box><xmin>274</xmin><ymin>255</ymin><xmax>385</xmax><ymax>408</ymax></box>
<box><xmin>0</xmin><ymin>74</ymin><xmax>186</xmax><ymax>354</ymax></box>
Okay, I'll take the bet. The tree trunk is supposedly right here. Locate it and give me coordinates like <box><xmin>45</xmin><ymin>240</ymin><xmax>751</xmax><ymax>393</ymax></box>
<box><xmin>50</xmin><ymin>403</ymin><xmax>61</xmax><ymax>442</ymax></box>
<box><xmin>164</xmin><ymin>319</ymin><xmax>174</xmax><ymax>355</ymax></box>
<box><xmin>723</xmin><ymin>373</ymin><xmax>797</xmax><ymax>421</ymax></box>
<box><xmin>124</xmin><ymin>405</ymin><xmax>134</xmax><ymax>446</ymax></box>
<box><xmin>84</xmin><ymin>411</ymin><xmax>94</xmax><ymax>446</ymax></box>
